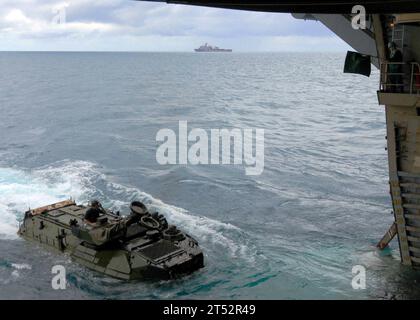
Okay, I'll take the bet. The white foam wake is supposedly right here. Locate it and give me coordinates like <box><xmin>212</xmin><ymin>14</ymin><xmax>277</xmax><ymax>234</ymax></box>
<box><xmin>0</xmin><ymin>161</ymin><xmax>254</xmax><ymax>262</ymax></box>
<box><xmin>106</xmin><ymin>182</ymin><xmax>251</xmax><ymax>259</ymax></box>
<box><xmin>0</xmin><ymin>161</ymin><xmax>93</xmax><ymax>239</ymax></box>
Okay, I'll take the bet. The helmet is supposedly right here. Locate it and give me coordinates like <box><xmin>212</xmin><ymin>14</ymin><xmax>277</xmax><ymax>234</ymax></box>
<box><xmin>91</xmin><ymin>199</ymin><xmax>100</xmax><ymax>207</ymax></box>
<box><xmin>388</xmin><ymin>42</ymin><xmax>397</xmax><ymax>49</ymax></box>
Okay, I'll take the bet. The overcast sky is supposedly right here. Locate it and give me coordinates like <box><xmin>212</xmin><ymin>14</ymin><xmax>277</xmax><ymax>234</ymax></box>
<box><xmin>0</xmin><ymin>0</ymin><xmax>351</xmax><ymax>51</ymax></box>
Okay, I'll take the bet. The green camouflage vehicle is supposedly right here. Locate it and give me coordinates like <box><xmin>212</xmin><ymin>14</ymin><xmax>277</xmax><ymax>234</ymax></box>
<box><xmin>18</xmin><ymin>200</ymin><xmax>204</xmax><ymax>280</ymax></box>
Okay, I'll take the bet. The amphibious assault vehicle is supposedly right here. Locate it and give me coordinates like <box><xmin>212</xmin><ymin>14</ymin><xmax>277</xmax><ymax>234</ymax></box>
<box><xmin>18</xmin><ymin>200</ymin><xmax>204</xmax><ymax>280</ymax></box>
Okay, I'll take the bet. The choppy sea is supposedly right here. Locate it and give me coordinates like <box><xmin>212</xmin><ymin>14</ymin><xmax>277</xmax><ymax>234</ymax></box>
<box><xmin>1</xmin><ymin>52</ymin><xmax>420</xmax><ymax>299</ymax></box>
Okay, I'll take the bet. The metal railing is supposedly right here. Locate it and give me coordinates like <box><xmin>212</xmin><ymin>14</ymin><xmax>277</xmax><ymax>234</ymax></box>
<box><xmin>380</xmin><ymin>62</ymin><xmax>420</xmax><ymax>94</ymax></box>
<box><xmin>410</xmin><ymin>62</ymin><xmax>420</xmax><ymax>94</ymax></box>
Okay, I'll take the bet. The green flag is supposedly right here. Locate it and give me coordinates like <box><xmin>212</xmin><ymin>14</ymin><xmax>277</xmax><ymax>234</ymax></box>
<box><xmin>344</xmin><ymin>51</ymin><xmax>371</xmax><ymax>77</ymax></box>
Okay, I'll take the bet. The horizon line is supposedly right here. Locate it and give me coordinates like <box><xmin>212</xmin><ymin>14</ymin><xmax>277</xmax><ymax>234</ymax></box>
<box><xmin>0</xmin><ymin>50</ymin><xmax>348</xmax><ymax>53</ymax></box>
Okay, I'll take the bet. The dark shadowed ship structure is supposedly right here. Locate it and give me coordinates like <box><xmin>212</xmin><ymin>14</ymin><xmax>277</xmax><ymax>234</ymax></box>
<box><xmin>139</xmin><ymin>0</ymin><xmax>420</xmax><ymax>14</ymax></box>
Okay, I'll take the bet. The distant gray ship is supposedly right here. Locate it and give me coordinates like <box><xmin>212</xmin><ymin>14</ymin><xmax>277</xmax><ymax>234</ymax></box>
<box><xmin>194</xmin><ymin>43</ymin><xmax>232</xmax><ymax>52</ymax></box>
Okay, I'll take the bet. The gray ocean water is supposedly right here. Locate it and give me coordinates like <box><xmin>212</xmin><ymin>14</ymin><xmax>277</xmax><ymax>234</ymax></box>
<box><xmin>0</xmin><ymin>52</ymin><xmax>420</xmax><ymax>300</ymax></box>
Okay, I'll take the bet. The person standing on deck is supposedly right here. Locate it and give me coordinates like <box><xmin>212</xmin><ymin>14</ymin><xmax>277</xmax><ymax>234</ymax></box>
<box><xmin>388</xmin><ymin>42</ymin><xmax>404</xmax><ymax>93</ymax></box>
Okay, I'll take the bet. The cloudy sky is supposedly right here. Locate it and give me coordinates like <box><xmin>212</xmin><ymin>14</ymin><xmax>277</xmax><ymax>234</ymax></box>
<box><xmin>0</xmin><ymin>0</ymin><xmax>351</xmax><ymax>51</ymax></box>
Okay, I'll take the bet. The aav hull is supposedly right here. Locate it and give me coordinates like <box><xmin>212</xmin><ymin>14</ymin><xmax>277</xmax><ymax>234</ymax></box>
<box><xmin>18</xmin><ymin>200</ymin><xmax>204</xmax><ymax>280</ymax></box>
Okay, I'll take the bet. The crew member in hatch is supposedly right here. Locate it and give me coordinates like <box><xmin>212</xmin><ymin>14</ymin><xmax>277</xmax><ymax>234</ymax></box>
<box><xmin>84</xmin><ymin>200</ymin><xmax>104</xmax><ymax>223</ymax></box>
